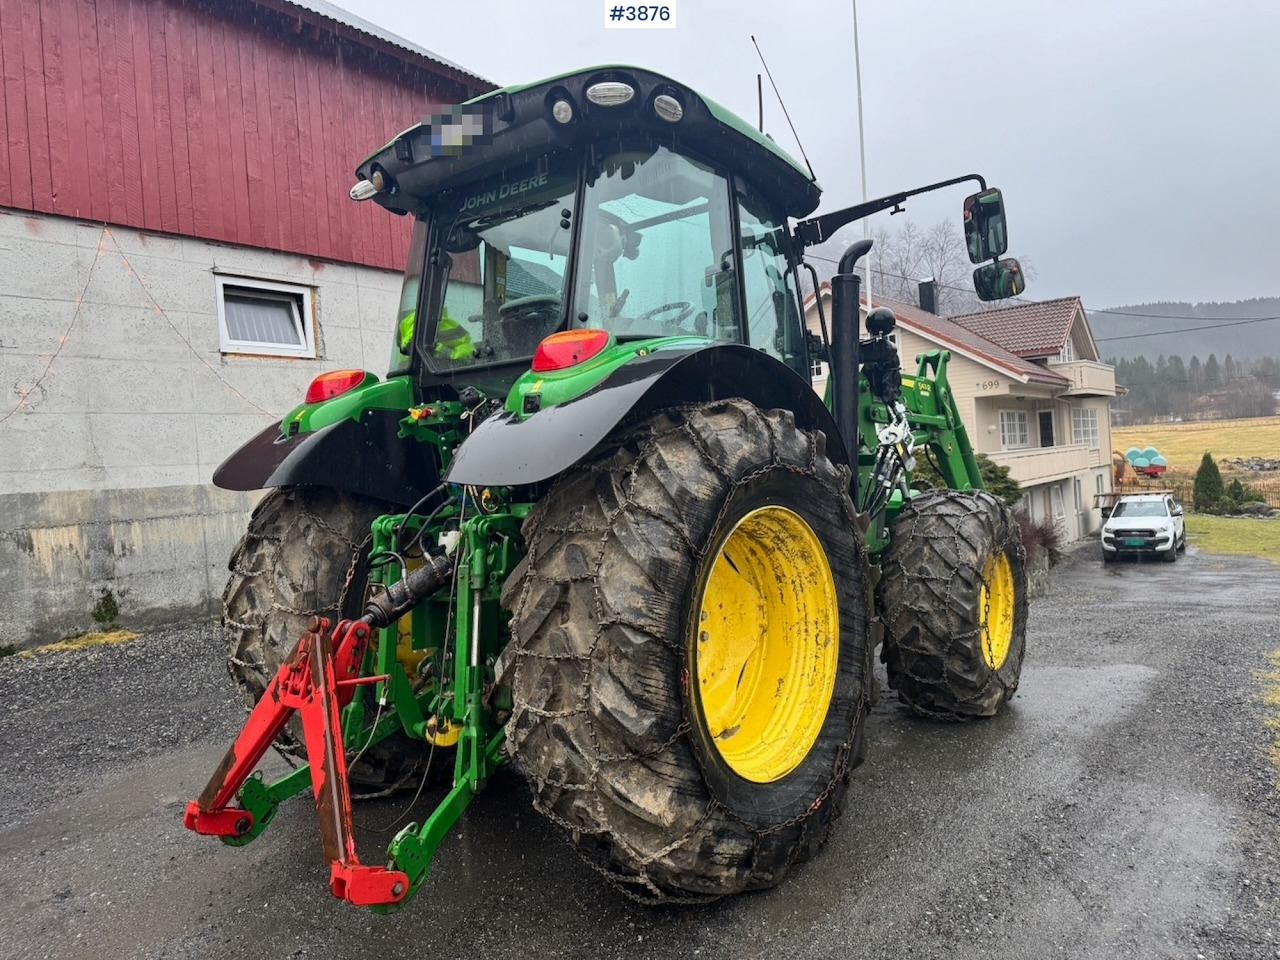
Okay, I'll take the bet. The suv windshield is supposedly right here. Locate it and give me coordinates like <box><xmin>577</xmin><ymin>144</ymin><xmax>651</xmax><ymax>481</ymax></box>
<box><xmin>425</xmin><ymin>156</ymin><xmax>577</xmax><ymax>369</ymax></box>
<box><xmin>1111</xmin><ymin>500</ymin><xmax>1168</xmax><ymax>518</ymax></box>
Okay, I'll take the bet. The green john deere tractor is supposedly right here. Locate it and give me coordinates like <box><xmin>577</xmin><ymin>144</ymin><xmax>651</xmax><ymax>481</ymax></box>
<box><xmin>186</xmin><ymin>66</ymin><xmax>1031</xmax><ymax>910</ymax></box>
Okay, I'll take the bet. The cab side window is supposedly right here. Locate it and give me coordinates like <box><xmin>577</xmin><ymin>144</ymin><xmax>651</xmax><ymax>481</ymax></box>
<box><xmin>737</xmin><ymin>187</ymin><xmax>806</xmax><ymax>378</ymax></box>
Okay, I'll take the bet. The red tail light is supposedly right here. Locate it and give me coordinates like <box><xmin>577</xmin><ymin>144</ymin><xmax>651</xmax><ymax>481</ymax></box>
<box><xmin>305</xmin><ymin>369</ymin><xmax>369</xmax><ymax>404</ymax></box>
<box><xmin>531</xmin><ymin>330</ymin><xmax>612</xmax><ymax>372</ymax></box>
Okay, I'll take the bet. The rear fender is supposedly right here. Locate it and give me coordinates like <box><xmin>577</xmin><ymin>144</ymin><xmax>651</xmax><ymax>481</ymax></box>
<box><xmin>213</xmin><ymin>409</ymin><xmax>440</xmax><ymax>506</ymax></box>
<box><xmin>445</xmin><ymin>343</ymin><xmax>847</xmax><ymax>487</ymax></box>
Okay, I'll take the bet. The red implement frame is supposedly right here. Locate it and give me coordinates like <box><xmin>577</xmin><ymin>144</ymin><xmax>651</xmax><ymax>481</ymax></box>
<box><xmin>183</xmin><ymin>616</ymin><xmax>410</xmax><ymax>907</ymax></box>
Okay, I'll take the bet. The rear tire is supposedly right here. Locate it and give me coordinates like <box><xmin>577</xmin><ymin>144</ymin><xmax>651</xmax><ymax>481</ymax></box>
<box><xmin>502</xmin><ymin>399</ymin><xmax>871</xmax><ymax>902</ymax></box>
<box><xmin>222</xmin><ymin>486</ymin><xmax>426</xmax><ymax>789</ymax></box>
<box><xmin>878</xmin><ymin>490</ymin><xmax>1028</xmax><ymax>719</ymax></box>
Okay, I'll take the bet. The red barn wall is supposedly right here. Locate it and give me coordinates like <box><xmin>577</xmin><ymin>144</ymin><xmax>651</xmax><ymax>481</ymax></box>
<box><xmin>0</xmin><ymin>0</ymin><xmax>487</xmax><ymax>271</ymax></box>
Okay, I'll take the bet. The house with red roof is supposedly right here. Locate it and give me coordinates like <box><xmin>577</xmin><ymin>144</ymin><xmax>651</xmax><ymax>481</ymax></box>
<box><xmin>805</xmin><ymin>288</ymin><xmax>1117</xmax><ymax>540</ymax></box>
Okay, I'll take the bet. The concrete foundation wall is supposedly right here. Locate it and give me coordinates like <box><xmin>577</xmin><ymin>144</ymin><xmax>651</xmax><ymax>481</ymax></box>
<box><xmin>0</xmin><ymin>209</ymin><xmax>403</xmax><ymax>646</ymax></box>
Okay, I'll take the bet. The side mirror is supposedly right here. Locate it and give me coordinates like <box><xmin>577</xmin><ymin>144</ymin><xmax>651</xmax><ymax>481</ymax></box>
<box><xmin>963</xmin><ymin>188</ymin><xmax>1009</xmax><ymax>264</ymax></box>
<box><xmin>973</xmin><ymin>258</ymin><xmax>1026</xmax><ymax>301</ymax></box>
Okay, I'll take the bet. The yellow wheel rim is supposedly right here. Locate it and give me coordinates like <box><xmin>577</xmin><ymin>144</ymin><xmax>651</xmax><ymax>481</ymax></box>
<box><xmin>980</xmin><ymin>552</ymin><xmax>1015</xmax><ymax>670</ymax></box>
<box><xmin>693</xmin><ymin>506</ymin><xmax>839</xmax><ymax>783</ymax></box>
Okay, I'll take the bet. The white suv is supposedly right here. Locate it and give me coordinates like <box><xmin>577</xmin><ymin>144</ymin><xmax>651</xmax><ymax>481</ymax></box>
<box><xmin>1101</xmin><ymin>493</ymin><xmax>1186</xmax><ymax>563</ymax></box>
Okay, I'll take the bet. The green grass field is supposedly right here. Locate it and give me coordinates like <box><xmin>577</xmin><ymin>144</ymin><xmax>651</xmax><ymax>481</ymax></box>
<box><xmin>1113</xmin><ymin>415</ymin><xmax>1280</xmax><ymax>472</ymax></box>
<box><xmin>1185</xmin><ymin>514</ymin><xmax>1280</xmax><ymax>565</ymax></box>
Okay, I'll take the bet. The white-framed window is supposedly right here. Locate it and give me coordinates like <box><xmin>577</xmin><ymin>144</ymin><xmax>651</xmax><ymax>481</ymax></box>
<box><xmin>1050</xmin><ymin>484</ymin><xmax>1065</xmax><ymax>520</ymax></box>
<box><xmin>810</xmin><ymin>358</ymin><xmax>828</xmax><ymax>379</ymax></box>
<box><xmin>216</xmin><ymin>276</ymin><xmax>316</xmax><ymax>358</ymax></box>
<box><xmin>999</xmin><ymin>409</ymin><xmax>1029</xmax><ymax>448</ymax></box>
<box><xmin>1057</xmin><ymin>336</ymin><xmax>1076</xmax><ymax>363</ymax></box>
<box><xmin>1072</xmin><ymin>407</ymin><xmax>1099</xmax><ymax>448</ymax></box>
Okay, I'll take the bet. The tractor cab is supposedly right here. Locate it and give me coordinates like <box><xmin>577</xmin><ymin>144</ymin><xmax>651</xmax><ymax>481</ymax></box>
<box><xmin>353</xmin><ymin>68</ymin><xmax>821</xmax><ymax>393</ymax></box>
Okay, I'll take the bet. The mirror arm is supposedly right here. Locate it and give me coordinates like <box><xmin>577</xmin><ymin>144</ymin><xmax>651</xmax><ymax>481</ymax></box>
<box><xmin>794</xmin><ymin>173</ymin><xmax>988</xmax><ymax>247</ymax></box>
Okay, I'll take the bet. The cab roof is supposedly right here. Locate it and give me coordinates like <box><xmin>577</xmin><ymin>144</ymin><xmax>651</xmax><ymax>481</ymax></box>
<box><xmin>356</xmin><ymin>66</ymin><xmax>822</xmax><ymax>219</ymax></box>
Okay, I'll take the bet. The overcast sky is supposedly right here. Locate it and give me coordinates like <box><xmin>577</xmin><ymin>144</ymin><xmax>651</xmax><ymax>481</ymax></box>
<box><xmin>336</xmin><ymin>0</ymin><xmax>1280</xmax><ymax>313</ymax></box>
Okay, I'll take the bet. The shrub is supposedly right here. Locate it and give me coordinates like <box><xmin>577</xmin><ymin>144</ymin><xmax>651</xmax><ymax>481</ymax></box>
<box><xmin>1015</xmin><ymin>510</ymin><xmax>1064</xmax><ymax>564</ymax></box>
<box><xmin>910</xmin><ymin>452</ymin><xmax>1022</xmax><ymax>507</ymax></box>
<box><xmin>1193</xmin><ymin>452</ymin><xmax>1225</xmax><ymax>511</ymax></box>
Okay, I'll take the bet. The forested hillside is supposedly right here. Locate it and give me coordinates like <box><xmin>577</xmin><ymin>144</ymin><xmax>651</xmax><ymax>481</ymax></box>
<box><xmin>1091</xmin><ymin>298</ymin><xmax>1280</xmax><ymax>362</ymax></box>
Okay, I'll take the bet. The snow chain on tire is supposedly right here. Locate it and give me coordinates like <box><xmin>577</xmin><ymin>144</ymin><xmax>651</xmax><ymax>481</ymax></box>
<box><xmin>878</xmin><ymin>489</ymin><xmax>1028</xmax><ymax>719</ymax></box>
<box><xmin>501</xmin><ymin>398</ymin><xmax>871</xmax><ymax>904</ymax></box>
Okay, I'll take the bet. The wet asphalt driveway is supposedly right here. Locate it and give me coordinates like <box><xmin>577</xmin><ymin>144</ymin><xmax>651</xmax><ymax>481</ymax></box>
<box><xmin>2</xmin><ymin>541</ymin><xmax>1278</xmax><ymax>960</ymax></box>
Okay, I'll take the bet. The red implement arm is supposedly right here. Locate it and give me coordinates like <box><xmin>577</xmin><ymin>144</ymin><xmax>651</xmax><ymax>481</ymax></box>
<box><xmin>183</xmin><ymin>616</ymin><xmax>410</xmax><ymax>907</ymax></box>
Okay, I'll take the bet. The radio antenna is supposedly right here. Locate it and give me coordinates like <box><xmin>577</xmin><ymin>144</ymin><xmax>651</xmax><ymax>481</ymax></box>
<box><xmin>751</xmin><ymin>35</ymin><xmax>816</xmax><ymax>182</ymax></box>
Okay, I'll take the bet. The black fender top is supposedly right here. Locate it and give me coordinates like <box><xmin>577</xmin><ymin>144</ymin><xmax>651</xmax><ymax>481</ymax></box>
<box><xmin>445</xmin><ymin>343</ymin><xmax>846</xmax><ymax>487</ymax></box>
<box><xmin>213</xmin><ymin>409</ymin><xmax>440</xmax><ymax>506</ymax></box>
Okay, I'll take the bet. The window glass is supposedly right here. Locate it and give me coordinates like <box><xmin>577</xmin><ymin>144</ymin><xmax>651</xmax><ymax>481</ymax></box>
<box><xmin>1050</xmin><ymin>485</ymin><xmax>1065</xmax><ymax>520</ymax></box>
<box><xmin>738</xmin><ymin>188</ymin><xmax>806</xmax><ymax>377</ymax></box>
<box><xmin>1111</xmin><ymin>500</ymin><xmax>1167</xmax><ymax>518</ymax></box>
<box><xmin>999</xmin><ymin>409</ymin><xmax>1029</xmax><ymax>448</ymax></box>
<box><xmin>392</xmin><ymin>218</ymin><xmax>429</xmax><ymax>369</ymax></box>
<box><xmin>1072</xmin><ymin>407</ymin><xmax>1099</xmax><ymax>447</ymax></box>
<box><xmin>427</xmin><ymin>157</ymin><xmax>577</xmax><ymax>369</ymax></box>
<box><xmin>572</xmin><ymin>146</ymin><xmax>737</xmax><ymax>340</ymax></box>
<box><xmin>224</xmin><ymin>294</ymin><xmax>300</xmax><ymax>345</ymax></box>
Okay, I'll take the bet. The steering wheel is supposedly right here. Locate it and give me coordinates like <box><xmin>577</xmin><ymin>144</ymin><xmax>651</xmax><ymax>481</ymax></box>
<box><xmin>499</xmin><ymin>294</ymin><xmax>561</xmax><ymax>317</ymax></box>
<box><xmin>635</xmin><ymin>301</ymin><xmax>696</xmax><ymax>329</ymax></box>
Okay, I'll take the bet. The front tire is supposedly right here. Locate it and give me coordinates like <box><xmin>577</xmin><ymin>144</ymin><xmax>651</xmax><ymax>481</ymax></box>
<box><xmin>879</xmin><ymin>490</ymin><xmax>1028</xmax><ymax>719</ymax></box>
<box><xmin>502</xmin><ymin>399</ymin><xmax>870</xmax><ymax>901</ymax></box>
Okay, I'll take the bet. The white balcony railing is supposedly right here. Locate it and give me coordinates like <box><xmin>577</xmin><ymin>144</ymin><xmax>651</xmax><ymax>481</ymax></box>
<box><xmin>987</xmin><ymin>444</ymin><xmax>1095</xmax><ymax>484</ymax></box>
<box><xmin>1050</xmin><ymin>360</ymin><xmax>1116</xmax><ymax>396</ymax></box>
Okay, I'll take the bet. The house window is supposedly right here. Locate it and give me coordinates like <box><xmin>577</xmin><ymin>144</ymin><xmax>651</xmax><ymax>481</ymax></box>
<box><xmin>810</xmin><ymin>358</ymin><xmax>828</xmax><ymax>379</ymax></box>
<box><xmin>1050</xmin><ymin>484</ymin><xmax>1065</xmax><ymax>520</ymax></box>
<box><xmin>999</xmin><ymin>409</ymin><xmax>1029</xmax><ymax>448</ymax></box>
<box><xmin>1072</xmin><ymin>407</ymin><xmax>1099</xmax><ymax>448</ymax></box>
<box><xmin>1057</xmin><ymin>337</ymin><xmax>1075</xmax><ymax>363</ymax></box>
<box><xmin>216</xmin><ymin>276</ymin><xmax>316</xmax><ymax>358</ymax></box>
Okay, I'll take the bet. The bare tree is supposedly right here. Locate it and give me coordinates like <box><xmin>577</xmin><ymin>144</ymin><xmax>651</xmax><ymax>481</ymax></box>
<box><xmin>867</xmin><ymin>217</ymin><xmax>980</xmax><ymax>313</ymax></box>
<box><xmin>806</xmin><ymin>217</ymin><xmax>1036</xmax><ymax>315</ymax></box>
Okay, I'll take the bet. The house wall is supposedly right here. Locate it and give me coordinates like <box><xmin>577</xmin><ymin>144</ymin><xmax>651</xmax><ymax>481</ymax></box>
<box><xmin>0</xmin><ymin>0</ymin><xmax>484</xmax><ymax>272</ymax></box>
<box><xmin>0</xmin><ymin>209</ymin><xmax>403</xmax><ymax>645</ymax></box>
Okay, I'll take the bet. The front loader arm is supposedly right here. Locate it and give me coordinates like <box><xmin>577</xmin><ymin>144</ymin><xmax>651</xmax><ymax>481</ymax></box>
<box><xmin>900</xmin><ymin>349</ymin><xmax>984</xmax><ymax>492</ymax></box>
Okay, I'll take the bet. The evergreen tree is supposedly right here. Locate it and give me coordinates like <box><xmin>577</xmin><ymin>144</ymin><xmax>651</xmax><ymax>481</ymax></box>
<box><xmin>1193</xmin><ymin>452</ymin><xmax>1225</xmax><ymax>511</ymax></box>
<box><xmin>1204</xmin><ymin>354</ymin><xmax>1220</xmax><ymax>384</ymax></box>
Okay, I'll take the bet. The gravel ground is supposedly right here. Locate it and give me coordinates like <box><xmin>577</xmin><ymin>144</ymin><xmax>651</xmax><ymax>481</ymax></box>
<box><xmin>1</xmin><ymin>541</ymin><xmax>1278</xmax><ymax>959</ymax></box>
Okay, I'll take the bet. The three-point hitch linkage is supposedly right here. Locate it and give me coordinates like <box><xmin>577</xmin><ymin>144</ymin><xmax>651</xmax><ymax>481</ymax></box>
<box><xmin>184</xmin><ymin>495</ymin><xmax>523</xmax><ymax>910</ymax></box>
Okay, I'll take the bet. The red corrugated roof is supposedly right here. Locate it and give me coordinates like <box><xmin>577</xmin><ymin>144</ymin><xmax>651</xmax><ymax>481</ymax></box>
<box><xmin>948</xmin><ymin>297</ymin><xmax>1083</xmax><ymax>358</ymax></box>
